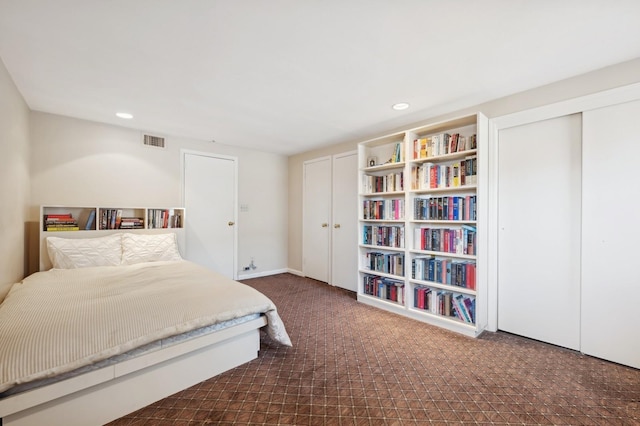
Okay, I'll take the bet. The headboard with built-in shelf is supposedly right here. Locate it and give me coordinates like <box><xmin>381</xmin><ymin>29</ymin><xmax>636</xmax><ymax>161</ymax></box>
<box><xmin>39</xmin><ymin>205</ymin><xmax>185</xmax><ymax>271</ymax></box>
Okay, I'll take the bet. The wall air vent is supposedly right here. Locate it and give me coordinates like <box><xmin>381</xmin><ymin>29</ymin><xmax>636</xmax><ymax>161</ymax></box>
<box><xmin>143</xmin><ymin>134</ymin><xmax>165</xmax><ymax>148</ymax></box>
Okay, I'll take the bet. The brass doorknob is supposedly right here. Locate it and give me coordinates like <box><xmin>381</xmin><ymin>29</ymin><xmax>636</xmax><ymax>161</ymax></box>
<box><xmin>228</xmin><ymin>221</ymin><xmax>235</xmax><ymax>226</ymax></box>
<box><xmin>321</xmin><ymin>223</ymin><xmax>328</xmax><ymax>227</ymax></box>
<box><xmin>334</xmin><ymin>224</ymin><xmax>341</xmax><ymax>228</ymax></box>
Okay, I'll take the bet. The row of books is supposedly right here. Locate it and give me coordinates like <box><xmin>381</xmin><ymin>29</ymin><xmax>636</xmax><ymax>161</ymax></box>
<box><xmin>362</xmin><ymin>225</ymin><xmax>405</xmax><ymax>248</ymax></box>
<box><xmin>414</xmin><ymin>286</ymin><xmax>475</xmax><ymax>324</ymax></box>
<box><xmin>412</xmin><ymin>256</ymin><xmax>476</xmax><ymax>289</ymax></box>
<box><xmin>119</xmin><ymin>217</ymin><xmax>144</xmax><ymax>229</ymax></box>
<box><xmin>362</xmin><ymin>172</ymin><xmax>404</xmax><ymax>194</ymax></box>
<box><xmin>100</xmin><ymin>209</ymin><xmax>144</xmax><ymax>230</ymax></box>
<box><xmin>362</xmin><ymin>199</ymin><xmax>405</xmax><ymax>220</ymax></box>
<box><xmin>44</xmin><ymin>209</ymin><xmax>182</xmax><ymax>232</ymax></box>
<box><xmin>148</xmin><ymin>209</ymin><xmax>182</xmax><ymax>229</ymax></box>
<box><xmin>362</xmin><ymin>252</ymin><xmax>404</xmax><ymax>276</ymax></box>
<box><xmin>43</xmin><ymin>213</ymin><xmax>79</xmax><ymax>231</ymax></box>
<box><xmin>414</xmin><ymin>195</ymin><xmax>477</xmax><ymax>221</ymax></box>
<box><xmin>388</xmin><ymin>142</ymin><xmax>404</xmax><ymax>164</ymax></box>
<box><xmin>414</xmin><ymin>225</ymin><xmax>476</xmax><ymax>255</ymax></box>
<box><xmin>411</xmin><ymin>156</ymin><xmax>477</xmax><ymax>192</ymax></box>
<box><xmin>412</xmin><ymin>133</ymin><xmax>477</xmax><ymax>159</ymax></box>
<box><xmin>363</xmin><ymin>275</ymin><xmax>405</xmax><ymax>304</ymax></box>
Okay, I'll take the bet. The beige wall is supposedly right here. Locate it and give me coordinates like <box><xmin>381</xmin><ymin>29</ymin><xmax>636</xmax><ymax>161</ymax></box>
<box><xmin>288</xmin><ymin>57</ymin><xmax>640</xmax><ymax>272</ymax></box>
<box><xmin>30</xmin><ymin>112</ymin><xmax>289</xmax><ymax>277</ymax></box>
<box><xmin>0</xmin><ymin>58</ymin><xmax>30</xmax><ymax>300</ymax></box>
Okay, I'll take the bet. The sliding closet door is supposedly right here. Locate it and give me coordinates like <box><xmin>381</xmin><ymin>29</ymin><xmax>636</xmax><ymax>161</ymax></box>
<box><xmin>582</xmin><ymin>100</ymin><xmax>640</xmax><ymax>369</ymax></box>
<box><xmin>497</xmin><ymin>114</ymin><xmax>581</xmax><ymax>350</ymax></box>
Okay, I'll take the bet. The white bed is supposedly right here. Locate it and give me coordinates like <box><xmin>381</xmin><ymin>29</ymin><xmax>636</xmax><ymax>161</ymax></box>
<box><xmin>0</xmin><ymin>233</ymin><xmax>291</xmax><ymax>426</ymax></box>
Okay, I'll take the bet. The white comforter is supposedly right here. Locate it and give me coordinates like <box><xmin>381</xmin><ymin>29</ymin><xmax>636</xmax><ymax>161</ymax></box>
<box><xmin>0</xmin><ymin>260</ymin><xmax>291</xmax><ymax>393</ymax></box>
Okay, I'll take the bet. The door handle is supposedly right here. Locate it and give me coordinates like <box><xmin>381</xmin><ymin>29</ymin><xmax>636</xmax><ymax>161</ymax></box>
<box><xmin>228</xmin><ymin>221</ymin><xmax>235</xmax><ymax>226</ymax></box>
<box><xmin>334</xmin><ymin>224</ymin><xmax>341</xmax><ymax>229</ymax></box>
<box><xmin>321</xmin><ymin>223</ymin><xmax>328</xmax><ymax>227</ymax></box>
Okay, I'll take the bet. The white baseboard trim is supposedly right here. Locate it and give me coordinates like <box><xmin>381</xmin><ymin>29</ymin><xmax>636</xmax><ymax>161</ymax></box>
<box><xmin>237</xmin><ymin>268</ymin><xmax>289</xmax><ymax>280</ymax></box>
<box><xmin>286</xmin><ymin>268</ymin><xmax>304</xmax><ymax>277</ymax></box>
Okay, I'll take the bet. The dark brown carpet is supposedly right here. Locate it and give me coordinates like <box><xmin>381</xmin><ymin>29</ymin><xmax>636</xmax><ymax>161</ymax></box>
<box><xmin>109</xmin><ymin>273</ymin><xmax>640</xmax><ymax>425</ymax></box>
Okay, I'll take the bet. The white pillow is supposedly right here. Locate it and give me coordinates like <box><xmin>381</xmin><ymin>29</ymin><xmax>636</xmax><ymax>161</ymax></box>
<box><xmin>121</xmin><ymin>232</ymin><xmax>182</xmax><ymax>265</ymax></box>
<box><xmin>47</xmin><ymin>234</ymin><xmax>123</xmax><ymax>269</ymax></box>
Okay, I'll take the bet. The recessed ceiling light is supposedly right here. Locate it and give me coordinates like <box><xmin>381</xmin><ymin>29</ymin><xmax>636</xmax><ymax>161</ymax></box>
<box><xmin>116</xmin><ymin>112</ymin><xmax>133</xmax><ymax>119</ymax></box>
<box><xmin>392</xmin><ymin>102</ymin><xmax>410</xmax><ymax>111</ymax></box>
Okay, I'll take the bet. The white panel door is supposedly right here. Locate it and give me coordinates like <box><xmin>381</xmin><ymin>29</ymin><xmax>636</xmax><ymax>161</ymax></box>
<box><xmin>183</xmin><ymin>152</ymin><xmax>237</xmax><ymax>278</ymax></box>
<box><xmin>303</xmin><ymin>157</ymin><xmax>331</xmax><ymax>282</ymax></box>
<box><xmin>331</xmin><ymin>152</ymin><xmax>358</xmax><ymax>291</ymax></box>
<box><xmin>497</xmin><ymin>114</ymin><xmax>581</xmax><ymax>350</ymax></box>
<box><xmin>582</xmin><ymin>100</ymin><xmax>640</xmax><ymax>369</ymax></box>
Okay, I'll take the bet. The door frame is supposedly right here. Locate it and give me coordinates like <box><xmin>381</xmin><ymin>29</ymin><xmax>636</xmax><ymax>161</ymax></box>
<box><xmin>487</xmin><ymin>81</ymin><xmax>640</xmax><ymax>332</ymax></box>
<box><xmin>180</xmin><ymin>149</ymin><xmax>238</xmax><ymax>278</ymax></box>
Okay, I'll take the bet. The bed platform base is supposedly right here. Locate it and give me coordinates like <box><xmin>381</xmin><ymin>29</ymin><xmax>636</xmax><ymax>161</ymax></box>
<box><xmin>0</xmin><ymin>316</ymin><xmax>267</xmax><ymax>426</ymax></box>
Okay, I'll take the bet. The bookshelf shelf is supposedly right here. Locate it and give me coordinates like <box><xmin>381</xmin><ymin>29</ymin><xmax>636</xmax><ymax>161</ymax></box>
<box><xmin>410</xmin><ymin>185</ymin><xmax>477</xmax><ymax>195</ymax></box>
<box><xmin>361</xmin><ymin>219</ymin><xmax>405</xmax><ymax>224</ymax></box>
<box><xmin>358</xmin><ymin>292</ymin><xmax>406</xmax><ymax>310</ymax></box>
<box><xmin>411</xmin><ymin>220</ymin><xmax>477</xmax><ymax>225</ymax></box>
<box><xmin>361</xmin><ymin>162</ymin><xmax>406</xmax><ymax>172</ymax></box>
<box><xmin>359</xmin><ymin>269</ymin><xmax>404</xmax><ymax>280</ymax></box>
<box><xmin>408</xmin><ymin>307</ymin><xmax>478</xmax><ymax>330</ymax></box>
<box><xmin>409</xmin><ymin>279</ymin><xmax>477</xmax><ymax>296</ymax></box>
<box><xmin>409</xmin><ymin>148</ymin><xmax>477</xmax><ymax>164</ymax></box>
<box><xmin>360</xmin><ymin>191</ymin><xmax>405</xmax><ymax>197</ymax></box>
<box><xmin>409</xmin><ymin>249</ymin><xmax>477</xmax><ymax>260</ymax></box>
<box><xmin>357</xmin><ymin>113</ymin><xmax>487</xmax><ymax>337</ymax></box>
<box><xmin>359</xmin><ymin>244</ymin><xmax>405</xmax><ymax>252</ymax></box>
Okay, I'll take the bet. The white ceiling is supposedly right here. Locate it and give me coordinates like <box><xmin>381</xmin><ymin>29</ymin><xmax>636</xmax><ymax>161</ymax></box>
<box><xmin>1</xmin><ymin>1</ymin><xmax>639</xmax><ymax>155</ymax></box>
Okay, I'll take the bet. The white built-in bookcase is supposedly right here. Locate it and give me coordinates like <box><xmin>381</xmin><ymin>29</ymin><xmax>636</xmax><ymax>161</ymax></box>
<box><xmin>357</xmin><ymin>113</ymin><xmax>488</xmax><ymax>337</ymax></box>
